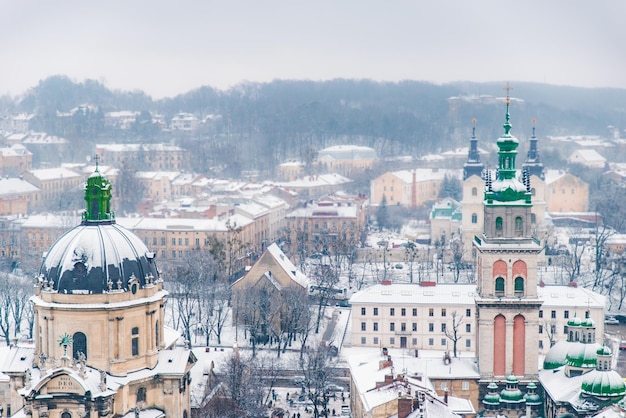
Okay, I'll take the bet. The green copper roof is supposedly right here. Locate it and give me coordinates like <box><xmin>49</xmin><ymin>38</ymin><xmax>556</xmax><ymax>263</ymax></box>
<box><xmin>581</xmin><ymin>370</ymin><xmax>626</xmax><ymax>398</ymax></box>
<box><xmin>566</xmin><ymin>342</ymin><xmax>601</xmax><ymax>368</ymax></box>
<box><xmin>484</xmin><ymin>90</ymin><xmax>532</xmax><ymax>205</ymax></box>
<box><xmin>500</xmin><ymin>374</ymin><xmax>525</xmax><ymax>403</ymax></box>
<box><xmin>82</xmin><ymin>160</ymin><xmax>115</xmax><ymax>223</ymax></box>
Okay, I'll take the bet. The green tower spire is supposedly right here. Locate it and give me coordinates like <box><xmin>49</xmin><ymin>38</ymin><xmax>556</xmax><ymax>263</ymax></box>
<box><xmin>484</xmin><ymin>84</ymin><xmax>532</xmax><ymax>205</ymax></box>
<box><xmin>82</xmin><ymin>155</ymin><xmax>114</xmax><ymax>222</ymax></box>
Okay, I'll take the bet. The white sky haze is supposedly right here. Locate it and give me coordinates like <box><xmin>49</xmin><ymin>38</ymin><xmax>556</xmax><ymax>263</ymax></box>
<box><xmin>1</xmin><ymin>0</ymin><xmax>625</xmax><ymax>98</ymax></box>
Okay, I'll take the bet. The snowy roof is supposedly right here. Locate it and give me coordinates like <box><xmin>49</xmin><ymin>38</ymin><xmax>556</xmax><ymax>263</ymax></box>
<box><xmin>388</xmin><ymin>168</ymin><xmax>461</xmax><ymax>184</ymax></box>
<box><xmin>350</xmin><ymin>283</ymin><xmax>477</xmax><ymax>306</ymax></box>
<box><xmin>274</xmin><ymin>173</ymin><xmax>352</xmax><ymax>188</ymax></box>
<box><xmin>96</xmin><ymin>143</ymin><xmax>183</xmax><ymax>152</ymax></box>
<box><xmin>286</xmin><ymin>203</ymin><xmax>358</xmax><ymax>219</ymax></box>
<box><xmin>0</xmin><ymin>144</ymin><xmax>31</xmax><ymax>156</ymax></box>
<box><xmin>22</xmin><ymin>132</ymin><xmax>67</xmax><ymax>144</ymax></box>
<box><xmin>0</xmin><ymin>177</ymin><xmax>39</xmax><ymax>196</ymax></box>
<box><xmin>117</xmin><ymin>214</ymin><xmax>253</xmax><ymax>233</ymax></box>
<box><xmin>266</xmin><ymin>243</ymin><xmax>309</xmax><ymax>288</ymax></box>
<box><xmin>28</xmin><ymin>167</ymin><xmax>81</xmax><ymax>181</ymax></box>
<box><xmin>0</xmin><ymin>345</ymin><xmax>35</xmax><ymax>373</ymax></box>
<box><xmin>318</xmin><ymin>145</ymin><xmax>378</xmax><ymax>161</ymax></box>
<box><xmin>570</xmin><ymin>149</ymin><xmax>606</xmax><ymax>163</ymax></box>
<box><xmin>350</xmin><ymin>283</ymin><xmax>606</xmax><ymax>310</ymax></box>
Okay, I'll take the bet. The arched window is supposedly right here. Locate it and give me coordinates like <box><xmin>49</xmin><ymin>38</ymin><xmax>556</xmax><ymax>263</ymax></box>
<box><xmin>471</xmin><ymin>213</ymin><xmax>478</xmax><ymax>224</ymax></box>
<box><xmin>515</xmin><ymin>217</ymin><xmax>523</xmax><ymax>232</ymax></box>
<box><xmin>137</xmin><ymin>387</ymin><xmax>147</xmax><ymax>403</ymax></box>
<box><xmin>495</xmin><ymin>277</ymin><xmax>505</xmax><ymax>295</ymax></box>
<box><xmin>73</xmin><ymin>332</ymin><xmax>87</xmax><ymax>360</ymax></box>
<box><xmin>472</xmin><ymin>187</ymin><xmax>478</xmax><ymax>196</ymax></box>
<box><xmin>495</xmin><ymin>217</ymin><xmax>503</xmax><ymax>231</ymax></box>
<box><xmin>514</xmin><ymin>277</ymin><xmax>524</xmax><ymax>294</ymax></box>
<box><xmin>61</xmin><ymin>412</ymin><xmax>72</xmax><ymax>418</ymax></box>
<box><xmin>132</xmin><ymin>327</ymin><xmax>139</xmax><ymax>356</ymax></box>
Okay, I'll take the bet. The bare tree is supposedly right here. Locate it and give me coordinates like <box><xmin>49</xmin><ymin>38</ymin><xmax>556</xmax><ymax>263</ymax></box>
<box><xmin>543</xmin><ymin>319</ymin><xmax>558</xmax><ymax>347</ymax></box>
<box><xmin>449</xmin><ymin>237</ymin><xmax>464</xmax><ymax>283</ymax></box>
<box><xmin>300</xmin><ymin>345</ymin><xmax>337</xmax><ymax>418</ymax></box>
<box><xmin>444</xmin><ymin>311</ymin><xmax>465</xmax><ymax>357</ymax></box>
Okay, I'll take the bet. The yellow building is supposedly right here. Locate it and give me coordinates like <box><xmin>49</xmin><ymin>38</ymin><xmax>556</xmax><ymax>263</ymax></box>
<box><xmin>0</xmin><ymin>167</ymin><xmax>196</xmax><ymax>418</ymax></box>
<box><xmin>22</xmin><ymin>167</ymin><xmax>83</xmax><ymax>206</ymax></box>
<box><xmin>96</xmin><ymin>143</ymin><xmax>189</xmax><ymax>171</ymax></box>
<box><xmin>542</xmin><ymin>169</ymin><xmax>589</xmax><ymax>213</ymax></box>
<box><xmin>370</xmin><ymin>168</ymin><xmax>460</xmax><ymax>208</ymax></box>
<box><xmin>317</xmin><ymin>145</ymin><xmax>378</xmax><ymax>177</ymax></box>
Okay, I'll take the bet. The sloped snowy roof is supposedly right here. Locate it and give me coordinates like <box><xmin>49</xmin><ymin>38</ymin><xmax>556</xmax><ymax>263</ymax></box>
<box><xmin>0</xmin><ymin>178</ymin><xmax>39</xmax><ymax>196</ymax></box>
<box><xmin>266</xmin><ymin>243</ymin><xmax>309</xmax><ymax>288</ymax></box>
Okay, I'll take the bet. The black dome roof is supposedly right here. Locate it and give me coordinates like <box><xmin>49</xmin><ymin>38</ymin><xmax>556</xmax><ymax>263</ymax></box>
<box><xmin>39</xmin><ymin>165</ymin><xmax>159</xmax><ymax>295</ymax></box>
<box><xmin>40</xmin><ymin>221</ymin><xmax>158</xmax><ymax>294</ymax></box>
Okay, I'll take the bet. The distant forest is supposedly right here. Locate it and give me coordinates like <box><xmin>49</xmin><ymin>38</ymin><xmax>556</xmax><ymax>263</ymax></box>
<box><xmin>2</xmin><ymin>75</ymin><xmax>626</xmax><ymax>177</ymax></box>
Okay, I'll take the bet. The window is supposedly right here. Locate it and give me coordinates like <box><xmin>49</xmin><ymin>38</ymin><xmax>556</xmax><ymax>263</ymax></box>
<box><xmin>539</xmin><ymin>340</ymin><xmax>544</xmax><ymax>349</ymax></box>
<box><xmin>441</xmin><ymin>324</ymin><xmax>446</xmax><ymax>332</ymax></box>
<box><xmin>429</xmin><ymin>308</ymin><xmax>434</xmax><ymax>317</ymax></box>
<box><xmin>585</xmin><ymin>311</ymin><xmax>590</xmax><ymax>319</ymax></box>
<box><xmin>564</xmin><ymin>326</ymin><xmax>568</xmax><ymax>334</ymax></box>
<box><xmin>441</xmin><ymin>308</ymin><xmax>446</xmax><ymax>317</ymax></box>
<box><xmin>361</xmin><ymin>322</ymin><xmax>366</xmax><ymax>331</ymax></box>
<box><xmin>132</xmin><ymin>327</ymin><xmax>139</xmax><ymax>356</ymax></box>
<box><xmin>539</xmin><ymin>325</ymin><xmax>543</xmax><ymax>334</ymax></box>
<box><xmin>373</xmin><ymin>307</ymin><xmax>379</xmax><ymax>316</ymax></box>
<box><xmin>390</xmin><ymin>323</ymin><xmax>395</xmax><ymax>331</ymax></box>
<box><xmin>465</xmin><ymin>339</ymin><xmax>471</xmax><ymax>348</ymax></box>
<box><xmin>361</xmin><ymin>307</ymin><xmax>366</xmax><ymax>315</ymax></box>
<box><xmin>472</xmin><ymin>187</ymin><xmax>477</xmax><ymax>196</ymax></box>
<box><xmin>152</xmin><ymin>237</ymin><xmax>157</xmax><ymax>246</ymax></box>
<box><xmin>155</xmin><ymin>320</ymin><xmax>160</xmax><ymax>347</ymax></box>
<box><xmin>551</xmin><ymin>310</ymin><xmax>557</xmax><ymax>319</ymax></box>
<box><xmin>171</xmin><ymin>238</ymin><xmax>176</xmax><ymax>245</ymax></box>
<box><xmin>429</xmin><ymin>323</ymin><xmax>434</xmax><ymax>332</ymax></box>
<box><xmin>412</xmin><ymin>308</ymin><xmax>417</xmax><ymax>317</ymax></box>
<box><xmin>515</xmin><ymin>216</ymin><xmax>523</xmax><ymax>231</ymax></box>
<box><xmin>462</xmin><ymin>381</ymin><xmax>470</xmax><ymax>391</ymax></box>
<box><xmin>401</xmin><ymin>308</ymin><xmax>406</xmax><ymax>316</ymax></box>
<box><xmin>401</xmin><ymin>323</ymin><xmax>407</xmax><ymax>332</ymax></box>
<box><xmin>539</xmin><ymin>310</ymin><xmax>543</xmax><ymax>318</ymax></box>
<box><xmin>178</xmin><ymin>238</ymin><xmax>182</xmax><ymax>245</ymax></box>
<box><xmin>390</xmin><ymin>337</ymin><xmax>395</xmax><ymax>345</ymax></box>
<box><xmin>564</xmin><ymin>310</ymin><xmax>569</xmax><ymax>319</ymax></box>
<box><xmin>471</xmin><ymin>213</ymin><xmax>478</xmax><ymax>224</ymax></box>
<box><xmin>373</xmin><ymin>322</ymin><xmax>379</xmax><ymax>331</ymax></box>
<box><xmin>466</xmin><ymin>309</ymin><xmax>472</xmax><ymax>317</ymax></box>
<box><xmin>390</xmin><ymin>308</ymin><xmax>395</xmax><ymax>316</ymax></box>
<box><xmin>495</xmin><ymin>217</ymin><xmax>503</xmax><ymax>230</ymax></box>
<box><xmin>429</xmin><ymin>338</ymin><xmax>434</xmax><ymax>346</ymax></box>
<box><xmin>466</xmin><ymin>324</ymin><xmax>471</xmax><ymax>333</ymax></box>
<box><xmin>373</xmin><ymin>337</ymin><xmax>379</xmax><ymax>345</ymax></box>
<box><xmin>195</xmin><ymin>238</ymin><xmax>200</xmax><ymax>247</ymax></box>
<box><xmin>61</xmin><ymin>413</ymin><xmax>71</xmax><ymax>418</ymax></box>
<box><xmin>73</xmin><ymin>332</ymin><xmax>87</xmax><ymax>360</ymax></box>
<box><xmin>412</xmin><ymin>323</ymin><xmax>417</xmax><ymax>332</ymax></box>
<box><xmin>514</xmin><ymin>277</ymin><xmax>524</xmax><ymax>293</ymax></box>
<box><xmin>137</xmin><ymin>387</ymin><xmax>147</xmax><ymax>403</ymax></box>
<box><xmin>412</xmin><ymin>338</ymin><xmax>417</xmax><ymax>345</ymax></box>
<box><xmin>441</xmin><ymin>338</ymin><xmax>446</xmax><ymax>346</ymax></box>
<box><xmin>361</xmin><ymin>337</ymin><xmax>366</xmax><ymax>344</ymax></box>
<box><xmin>495</xmin><ymin>277</ymin><xmax>505</xmax><ymax>294</ymax></box>
<box><xmin>185</xmin><ymin>238</ymin><xmax>189</xmax><ymax>246</ymax></box>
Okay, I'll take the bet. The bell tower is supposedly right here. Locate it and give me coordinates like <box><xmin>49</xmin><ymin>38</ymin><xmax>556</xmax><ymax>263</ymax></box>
<box><xmin>474</xmin><ymin>84</ymin><xmax>543</xmax><ymax>380</ymax></box>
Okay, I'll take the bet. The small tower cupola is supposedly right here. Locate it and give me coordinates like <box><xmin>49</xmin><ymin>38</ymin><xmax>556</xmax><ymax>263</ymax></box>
<box><xmin>463</xmin><ymin>118</ymin><xmax>485</xmax><ymax>180</ymax></box>
<box><xmin>83</xmin><ymin>155</ymin><xmax>114</xmax><ymax>223</ymax></box>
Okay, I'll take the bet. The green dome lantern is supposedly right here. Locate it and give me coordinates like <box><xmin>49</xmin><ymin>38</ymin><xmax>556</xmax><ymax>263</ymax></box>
<box><xmin>82</xmin><ymin>156</ymin><xmax>114</xmax><ymax>223</ymax></box>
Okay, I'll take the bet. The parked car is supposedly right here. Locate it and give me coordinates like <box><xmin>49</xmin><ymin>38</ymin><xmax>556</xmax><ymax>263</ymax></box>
<box><xmin>620</xmin><ymin>341</ymin><xmax>626</xmax><ymax>350</ymax></box>
<box><xmin>605</xmin><ymin>316</ymin><xmax>620</xmax><ymax>325</ymax></box>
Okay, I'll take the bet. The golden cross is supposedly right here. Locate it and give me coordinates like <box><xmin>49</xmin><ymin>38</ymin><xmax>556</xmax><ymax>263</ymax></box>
<box><xmin>503</xmin><ymin>82</ymin><xmax>513</xmax><ymax>105</ymax></box>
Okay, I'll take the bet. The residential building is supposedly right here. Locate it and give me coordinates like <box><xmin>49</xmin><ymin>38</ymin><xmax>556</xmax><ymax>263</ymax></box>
<box><xmin>370</xmin><ymin>168</ymin><xmax>460</xmax><ymax>208</ymax></box>
<box><xmin>275</xmin><ymin>173</ymin><xmax>352</xmax><ymax>200</ymax></box>
<box><xmin>541</xmin><ymin>169</ymin><xmax>589</xmax><ymax>213</ymax></box>
<box><xmin>0</xmin><ymin>177</ymin><xmax>40</xmax><ymax>215</ymax></box>
<box><xmin>317</xmin><ymin>145</ymin><xmax>378</xmax><ymax>177</ymax></box>
<box><xmin>0</xmin><ymin>144</ymin><xmax>32</xmax><ymax>175</ymax></box>
<box><xmin>96</xmin><ymin>143</ymin><xmax>189</xmax><ymax>171</ymax></box>
<box><xmin>277</xmin><ymin>161</ymin><xmax>305</xmax><ymax>181</ymax></box>
<box><xmin>567</xmin><ymin>149</ymin><xmax>607</xmax><ymax>168</ymax></box>
<box><xmin>22</xmin><ymin>167</ymin><xmax>83</xmax><ymax>206</ymax></box>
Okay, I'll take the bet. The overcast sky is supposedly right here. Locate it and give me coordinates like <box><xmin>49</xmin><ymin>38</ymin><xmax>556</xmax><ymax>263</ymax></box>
<box><xmin>1</xmin><ymin>0</ymin><xmax>625</xmax><ymax>99</ymax></box>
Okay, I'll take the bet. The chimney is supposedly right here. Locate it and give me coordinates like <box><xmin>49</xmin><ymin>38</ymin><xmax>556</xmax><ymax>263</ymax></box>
<box><xmin>384</xmin><ymin>374</ymin><xmax>394</xmax><ymax>385</ymax></box>
<box><xmin>398</xmin><ymin>397</ymin><xmax>413</xmax><ymax>418</ymax></box>
<box><xmin>443</xmin><ymin>389</ymin><xmax>449</xmax><ymax>405</ymax></box>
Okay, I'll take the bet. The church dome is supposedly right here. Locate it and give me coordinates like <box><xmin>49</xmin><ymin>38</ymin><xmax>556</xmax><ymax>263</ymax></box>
<box><xmin>581</xmin><ymin>370</ymin><xmax>626</xmax><ymax>398</ymax></box>
<box><xmin>39</xmin><ymin>164</ymin><xmax>159</xmax><ymax>294</ymax></box>
<box><xmin>500</xmin><ymin>375</ymin><xmax>525</xmax><ymax>403</ymax></box>
<box><xmin>524</xmin><ymin>382</ymin><xmax>542</xmax><ymax>406</ymax></box>
<box><xmin>544</xmin><ymin>340</ymin><xmax>571</xmax><ymax>370</ymax></box>
<box><xmin>40</xmin><ymin>223</ymin><xmax>158</xmax><ymax>294</ymax></box>
<box><xmin>483</xmin><ymin>382</ymin><xmax>501</xmax><ymax>406</ymax></box>
<box><xmin>568</xmin><ymin>317</ymin><xmax>583</xmax><ymax>327</ymax></box>
<box><xmin>566</xmin><ymin>342</ymin><xmax>601</xmax><ymax>368</ymax></box>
